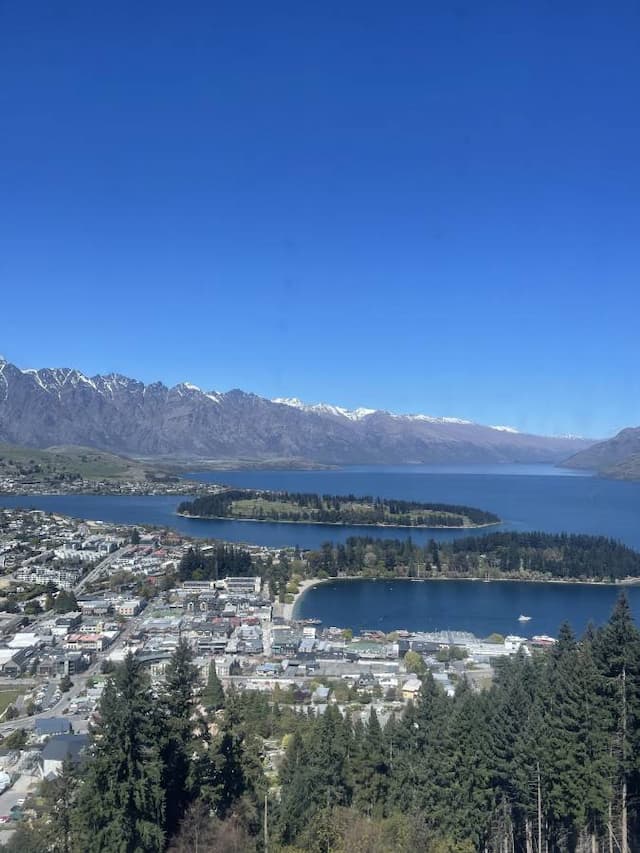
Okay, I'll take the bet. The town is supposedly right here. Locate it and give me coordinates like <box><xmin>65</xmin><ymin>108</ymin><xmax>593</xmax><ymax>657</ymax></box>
<box><xmin>0</xmin><ymin>506</ymin><xmax>556</xmax><ymax>839</ymax></box>
<box><xmin>0</xmin><ymin>474</ymin><xmax>220</xmax><ymax>497</ymax></box>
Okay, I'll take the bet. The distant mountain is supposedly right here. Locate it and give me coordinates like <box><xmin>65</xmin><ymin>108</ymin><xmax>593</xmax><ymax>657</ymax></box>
<box><xmin>563</xmin><ymin>427</ymin><xmax>640</xmax><ymax>479</ymax></box>
<box><xmin>0</xmin><ymin>358</ymin><xmax>594</xmax><ymax>466</ymax></box>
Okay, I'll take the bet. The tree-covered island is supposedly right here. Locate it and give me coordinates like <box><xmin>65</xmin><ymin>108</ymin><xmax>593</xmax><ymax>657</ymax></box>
<box><xmin>176</xmin><ymin>489</ymin><xmax>500</xmax><ymax>528</ymax></box>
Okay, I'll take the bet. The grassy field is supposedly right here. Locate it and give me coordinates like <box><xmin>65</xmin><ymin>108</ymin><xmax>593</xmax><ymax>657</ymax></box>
<box><xmin>0</xmin><ymin>690</ymin><xmax>21</xmax><ymax>717</ymax></box>
<box><xmin>339</xmin><ymin>500</ymin><xmax>465</xmax><ymax>524</ymax></box>
<box><xmin>0</xmin><ymin>443</ymin><xmax>175</xmax><ymax>483</ymax></box>
<box><xmin>231</xmin><ymin>498</ymin><xmax>311</xmax><ymax>517</ymax></box>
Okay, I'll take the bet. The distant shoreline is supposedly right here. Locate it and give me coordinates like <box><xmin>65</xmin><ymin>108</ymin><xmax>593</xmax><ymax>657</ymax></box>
<box><xmin>175</xmin><ymin>511</ymin><xmax>501</xmax><ymax>530</ymax></box>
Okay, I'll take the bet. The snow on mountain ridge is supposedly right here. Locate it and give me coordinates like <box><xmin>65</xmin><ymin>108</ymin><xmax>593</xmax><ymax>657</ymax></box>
<box><xmin>272</xmin><ymin>397</ymin><xmax>513</xmax><ymax>428</ymax></box>
<box><xmin>8</xmin><ymin>364</ymin><xmax>531</xmax><ymax>437</ymax></box>
<box><xmin>273</xmin><ymin>397</ymin><xmax>377</xmax><ymax>420</ymax></box>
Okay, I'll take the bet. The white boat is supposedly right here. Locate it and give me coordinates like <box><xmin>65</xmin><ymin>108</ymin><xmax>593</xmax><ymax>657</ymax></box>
<box><xmin>518</xmin><ymin>614</ymin><xmax>532</xmax><ymax>622</ymax></box>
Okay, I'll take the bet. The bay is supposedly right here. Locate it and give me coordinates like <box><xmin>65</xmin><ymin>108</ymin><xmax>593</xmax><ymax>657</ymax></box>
<box><xmin>3</xmin><ymin>464</ymin><xmax>640</xmax><ymax>634</ymax></box>
<box><xmin>293</xmin><ymin>577</ymin><xmax>640</xmax><ymax>636</ymax></box>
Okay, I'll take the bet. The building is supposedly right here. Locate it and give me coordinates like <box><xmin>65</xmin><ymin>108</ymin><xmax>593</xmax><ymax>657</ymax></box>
<box><xmin>116</xmin><ymin>598</ymin><xmax>145</xmax><ymax>617</ymax></box>
<box><xmin>40</xmin><ymin>734</ymin><xmax>89</xmax><ymax>778</ymax></box>
<box><xmin>312</xmin><ymin>685</ymin><xmax>331</xmax><ymax>704</ymax></box>
<box><xmin>136</xmin><ymin>651</ymin><xmax>173</xmax><ymax>678</ymax></box>
<box><xmin>0</xmin><ymin>646</ymin><xmax>32</xmax><ymax>677</ymax></box>
<box><xmin>63</xmin><ymin>633</ymin><xmax>111</xmax><ymax>652</ymax></box>
<box><xmin>270</xmin><ymin>627</ymin><xmax>301</xmax><ymax>656</ymax></box>
<box><xmin>36</xmin><ymin>717</ymin><xmax>72</xmax><ymax>738</ymax></box>
<box><xmin>7</xmin><ymin>631</ymin><xmax>42</xmax><ymax>649</ymax></box>
<box><xmin>224</xmin><ymin>576</ymin><xmax>261</xmax><ymax>595</ymax></box>
<box><xmin>37</xmin><ymin>651</ymin><xmax>88</xmax><ymax>677</ymax></box>
<box><xmin>401</xmin><ymin>678</ymin><xmax>422</xmax><ymax>701</ymax></box>
<box><xmin>77</xmin><ymin>598</ymin><xmax>112</xmax><ymax>616</ymax></box>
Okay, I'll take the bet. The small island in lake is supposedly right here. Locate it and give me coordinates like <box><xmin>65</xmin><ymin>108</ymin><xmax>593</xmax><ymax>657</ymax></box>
<box><xmin>176</xmin><ymin>489</ymin><xmax>500</xmax><ymax>528</ymax></box>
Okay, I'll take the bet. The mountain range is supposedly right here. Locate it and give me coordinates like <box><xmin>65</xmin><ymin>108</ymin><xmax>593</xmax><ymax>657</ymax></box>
<box><xmin>563</xmin><ymin>427</ymin><xmax>640</xmax><ymax>480</ymax></box>
<box><xmin>0</xmin><ymin>358</ymin><xmax>594</xmax><ymax>466</ymax></box>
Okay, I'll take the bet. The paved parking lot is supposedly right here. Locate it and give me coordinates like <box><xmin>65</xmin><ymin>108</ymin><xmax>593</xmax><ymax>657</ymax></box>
<box><xmin>0</xmin><ymin>771</ymin><xmax>38</xmax><ymax>822</ymax></box>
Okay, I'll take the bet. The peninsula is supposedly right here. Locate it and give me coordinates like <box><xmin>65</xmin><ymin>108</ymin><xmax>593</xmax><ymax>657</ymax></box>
<box><xmin>176</xmin><ymin>488</ymin><xmax>500</xmax><ymax>528</ymax></box>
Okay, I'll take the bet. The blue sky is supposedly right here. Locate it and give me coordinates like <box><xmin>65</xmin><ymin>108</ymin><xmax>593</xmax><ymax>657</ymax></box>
<box><xmin>1</xmin><ymin>1</ymin><xmax>639</xmax><ymax>439</ymax></box>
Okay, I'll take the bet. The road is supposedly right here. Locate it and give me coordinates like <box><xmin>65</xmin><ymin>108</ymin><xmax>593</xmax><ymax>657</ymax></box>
<box><xmin>73</xmin><ymin>544</ymin><xmax>130</xmax><ymax>595</ymax></box>
<box><xmin>0</xmin><ymin>611</ymin><xmax>142</xmax><ymax>735</ymax></box>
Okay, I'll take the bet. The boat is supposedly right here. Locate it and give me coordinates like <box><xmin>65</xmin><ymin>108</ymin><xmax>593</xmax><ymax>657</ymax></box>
<box><xmin>518</xmin><ymin>614</ymin><xmax>532</xmax><ymax>622</ymax></box>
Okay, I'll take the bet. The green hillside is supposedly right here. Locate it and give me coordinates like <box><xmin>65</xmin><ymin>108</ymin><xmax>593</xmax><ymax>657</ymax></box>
<box><xmin>0</xmin><ymin>443</ymin><xmax>176</xmax><ymax>483</ymax></box>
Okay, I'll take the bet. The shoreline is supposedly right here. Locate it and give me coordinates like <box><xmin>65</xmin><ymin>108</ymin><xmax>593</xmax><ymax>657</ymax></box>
<box><xmin>289</xmin><ymin>573</ymin><xmax>640</xmax><ymax>621</ymax></box>
<box><xmin>175</xmin><ymin>511</ymin><xmax>501</xmax><ymax>530</ymax></box>
<box><xmin>282</xmin><ymin>578</ymin><xmax>327</xmax><ymax>620</ymax></box>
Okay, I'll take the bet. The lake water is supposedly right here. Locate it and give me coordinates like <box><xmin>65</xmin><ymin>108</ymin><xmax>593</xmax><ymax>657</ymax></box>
<box><xmin>3</xmin><ymin>464</ymin><xmax>640</xmax><ymax>634</ymax></box>
<box><xmin>293</xmin><ymin>577</ymin><xmax>640</xmax><ymax>636</ymax></box>
<box><xmin>2</xmin><ymin>464</ymin><xmax>640</xmax><ymax>549</ymax></box>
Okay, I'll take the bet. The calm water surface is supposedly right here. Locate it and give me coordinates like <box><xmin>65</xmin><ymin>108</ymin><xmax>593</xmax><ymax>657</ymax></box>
<box><xmin>293</xmin><ymin>577</ymin><xmax>640</xmax><ymax>636</ymax></box>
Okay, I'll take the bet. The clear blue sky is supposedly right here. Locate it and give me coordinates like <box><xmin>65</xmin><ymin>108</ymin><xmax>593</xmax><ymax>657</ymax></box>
<box><xmin>2</xmin><ymin>1</ymin><xmax>639</xmax><ymax>438</ymax></box>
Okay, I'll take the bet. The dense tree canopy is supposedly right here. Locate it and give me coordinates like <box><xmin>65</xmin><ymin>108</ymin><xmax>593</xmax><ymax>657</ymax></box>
<box><xmin>305</xmin><ymin>532</ymin><xmax>640</xmax><ymax>581</ymax></box>
<box><xmin>177</xmin><ymin>544</ymin><xmax>254</xmax><ymax>581</ymax></box>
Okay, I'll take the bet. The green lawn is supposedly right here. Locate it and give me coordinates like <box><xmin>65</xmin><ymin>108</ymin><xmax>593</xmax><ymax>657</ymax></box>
<box><xmin>0</xmin><ymin>690</ymin><xmax>21</xmax><ymax>716</ymax></box>
<box><xmin>230</xmin><ymin>496</ymin><xmax>468</xmax><ymax>525</ymax></box>
<box><xmin>231</xmin><ymin>498</ymin><xmax>315</xmax><ymax>517</ymax></box>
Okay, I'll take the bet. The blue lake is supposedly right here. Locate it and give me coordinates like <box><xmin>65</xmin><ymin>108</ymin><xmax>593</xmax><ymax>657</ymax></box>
<box><xmin>2</xmin><ymin>464</ymin><xmax>640</xmax><ymax>549</ymax></box>
<box><xmin>3</xmin><ymin>464</ymin><xmax>640</xmax><ymax>633</ymax></box>
<box><xmin>293</xmin><ymin>577</ymin><xmax>640</xmax><ymax>636</ymax></box>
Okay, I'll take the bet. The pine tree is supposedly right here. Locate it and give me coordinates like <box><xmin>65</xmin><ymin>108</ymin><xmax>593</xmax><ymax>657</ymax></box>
<box><xmin>577</xmin><ymin>638</ymin><xmax>615</xmax><ymax>848</ymax></box>
<box><xmin>39</xmin><ymin>756</ymin><xmax>78</xmax><ymax>853</ymax></box>
<box><xmin>277</xmin><ymin>730</ymin><xmax>316</xmax><ymax>843</ymax></box>
<box><xmin>393</xmin><ymin>673</ymin><xmax>449</xmax><ymax>817</ymax></box>
<box><xmin>442</xmin><ymin>687</ymin><xmax>495</xmax><ymax>848</ymax></box>
<box><xmin>544</xmin><ymin>625</ymin><xmax>590</xmax><ymax>848</ymax></box>
<box><xmin>73</xmin><ymin>654</ymin><xmax>167</xmax><ymax>852</ymax></box>
<box><xmin>161</xmin><ymin>640</ymin><xmax>201</xmax><ymax>836</ymax></box>
<box><xmin>201</xmin><ymin>662</ymin><xmax>225</xmax><ymax>713</ymax></box>
<box><xmin>593</xmin><ymin>594</ymin><xmax>640</xmax><ymax>853</ymax></box>
<box><xmin>352</xmin><ymin>707</ymin><xmax>389</xmax><ymax>817</ymax></box>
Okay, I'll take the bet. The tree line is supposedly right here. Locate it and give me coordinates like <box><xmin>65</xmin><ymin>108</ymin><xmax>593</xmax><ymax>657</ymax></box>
<box><xmin>305</xmin><ymin>532</ymin><xmax>640</xmax><ymax>581</ymax></box>
<box><xmin>178</xmin><ymin>544</ymin><xmax>255</xmax><ymax>581</ymax></box>
<box><xmin>176</xmin><ymin>531</ymin><xmax>640</xmax><ymax>596</ymax></box>
<box><xmin>177</xmin><ymin>490</ymin><xmax>500</xmax><ymax>527</ymax></box>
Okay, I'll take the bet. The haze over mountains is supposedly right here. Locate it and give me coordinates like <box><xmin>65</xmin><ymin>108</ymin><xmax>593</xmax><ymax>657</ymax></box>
<box><xmin>564</xmin><ymin>427</ymin><xmax>640</xmax><ymax>480</ymax></box>
<box><xmin>0</xmin><ymin>358</ymin><xmax>594</xmax><ymax>466</ymax></box>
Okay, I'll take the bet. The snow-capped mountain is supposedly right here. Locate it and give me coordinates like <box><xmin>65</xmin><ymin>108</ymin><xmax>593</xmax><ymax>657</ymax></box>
<box><xmin>273</xmin><ymin>397</ymin><xmax>503</xmax><ymax>428</ymax></box>
<box><xmin>272</xmin><ymin>398</ymin><xmax>378</xmax><ymax>421</ymax></box>
<box><xmin>0</xmin><ymin>358</ymin><xmax>593</xmax><ymax>464</ymax></box>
